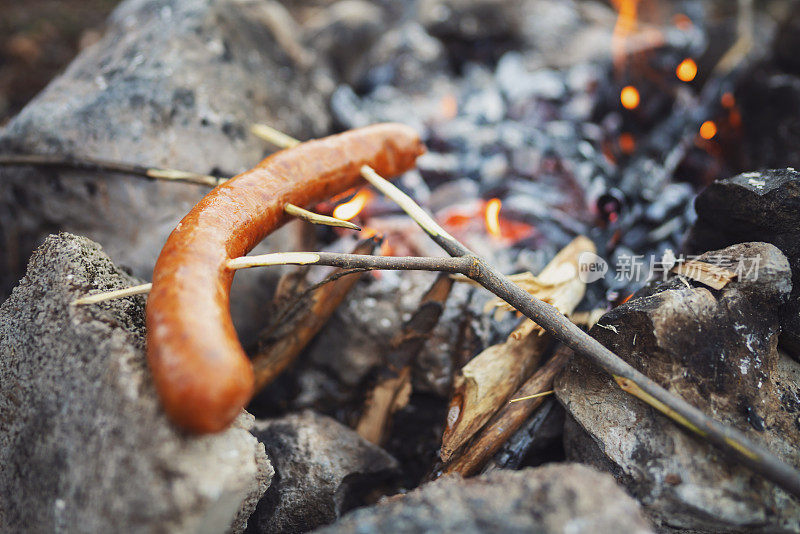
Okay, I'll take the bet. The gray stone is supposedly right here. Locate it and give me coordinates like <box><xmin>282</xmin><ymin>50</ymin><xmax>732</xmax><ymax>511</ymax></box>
<box><xmin>312</xmin><ymin>464</ymin><xmax>654</xmax><ymax>534</ymax></box>
<box><xmin>0</xmin><ymin>0</ymin><xmax>333</xmax><ymax>341</ymax></box>
<box><xmin>557</xmin><ymin>242</ymin><xmax>800</xmax><ymax>532</ymax></box>
<box><xmin>248</xmin><ymin>410</ymin><xmax>399</xmax><ymax>534</ymax></box>
<box><xmin>684</xmin><ymin>169</ymin><xmax>800</xmax><ymax>358</ymax></box>
<box><xmin>306</xmin><ymin>0</ymin><xmax>387</xmax><ymax>86</ymax></box>
<box><xmin>419</xmin><ymin>0</ymin><xmax>523</xmax><ymax>43</ymax></box>
<box><xmin>0</xmin><ymin>233</ymin><xmax>272</xmax><ymax>533</ymax></box>
<box><xmin>366</xmin><ymin>22</ymin><xmax>448</xmax><ymax>92</ymax></box>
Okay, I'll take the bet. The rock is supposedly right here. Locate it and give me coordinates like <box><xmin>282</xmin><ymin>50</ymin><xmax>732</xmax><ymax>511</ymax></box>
<box><xmin>557</xmin><ymin>242</ymin><xmax>800</xmax><ymax>532</ymax></box>
<box><xmin>312</xmin><ymin>463</ymin><xmax>654</xmax><ymax>534</ymax></box>
<box><xmin>248</xmin><ymin>410</ymin><xmax>399</xmax><ymax>534</ymax></box>
<box><xmin>0</xmin><ymin>233</ymin><xmax>272</xmax><ymax>533</ymax></box>
<box><xmin>0</xmin><ymin>0</ymin><xmax>333</xmax><ymax>341</ymax></box>
<box><xmin>735</xmin><ymin>67</ymin><xmax>800</xmax><ymax>170</ymax></box>
<box><xmin>684</xmin><ymin>169</ymin><xmax>800</xmax><ymax>357</ymax></box>
<box><xmin>357</xmin><ymin>22</ymin><xmax>448</xmax><ymax>92</ymax></box>
<box><xmin>306</xmin><ymin>0</ymin><xmax>387</xmax><ymax>86</ymax></box>
<box><xmin>419</xmin><ymin>0</ymin><xmax>523</xmax><ymax>44</ymax></box>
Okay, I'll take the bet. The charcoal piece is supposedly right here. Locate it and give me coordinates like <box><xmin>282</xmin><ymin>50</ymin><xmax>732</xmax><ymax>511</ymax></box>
<box><xmin>248</xmin><ymin>410</ymin><xmax>399</xmax><ymax>534</ymax></box>
<box><xmin>0</xmin><ymin>233</ymin><xmax>271</xmax><ymax>533</ymax></box>
<box><xmin>684</xmin><ymin>169</ymin><xmax>800</xmax><ymax>357</ymax></box>
<box><xmin>312</xmin><ymin>464</ymin><xmax>653</xmax><ymax>534</ymax></box>
<box><xmin>557</xmin><ymin>242</ymin><xmax>800</xmax><ymax>532</ymax></box>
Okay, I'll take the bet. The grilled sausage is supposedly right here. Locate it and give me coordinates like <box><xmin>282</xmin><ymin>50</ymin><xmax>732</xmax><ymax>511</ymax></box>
<box><xmin>146</xmin><ymin>123</ymin><xmax>425</xmax><ymax>433</ymax></box>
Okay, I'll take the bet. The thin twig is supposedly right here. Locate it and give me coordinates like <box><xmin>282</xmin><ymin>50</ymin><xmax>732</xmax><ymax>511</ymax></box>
<box><xmin>250</xmin><ymin>123</ymin><xmax>302</xmax><ymax>149</ymax></box>
<box><xmin>284</xmin><ymin>203</ymin><xmax>361</xmax><ymax>231</ymax></box>
<box><xmin>509</xmin><ymin>390</ymin><xmax>554</xmax><ymax>403</ymax></box>
<box><xmin>72</xmin><ymin>283</ymin><xmax>152</xmax><ymax>305</ymax></box>
<box><xmin>228</xmin><ymin>252</ymin><xmax>471</xmax><ymax>274</ymax></box>
<box><xmin>0</xmin><ymin>154</ymin><xmax>224</xmax><ymax>187</ymax></box>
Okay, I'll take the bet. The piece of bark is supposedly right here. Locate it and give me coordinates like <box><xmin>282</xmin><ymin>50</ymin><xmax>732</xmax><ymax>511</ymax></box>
<box><xmin>440</xmin><ymin>345</ymin><xmax>572</xmax><ymax>476</ymax></box>
<box><xmin>356</xmin><ymin>273</ymin><xmax>454</xmax><ymax>444</ymax></box>
<box><xmin>253</xmin><ymin>238</ymin><xmax>379</xmax><ymax>391</ymax></box>
<box><xmin>439</xmin><ymin>236</ymin><xmax>593</xmax><ymax>461</ymax></box>
<box><xmin>671</xmin><ymin>260</ymin><xmax>736</xmax><ymax>290</ymax></box>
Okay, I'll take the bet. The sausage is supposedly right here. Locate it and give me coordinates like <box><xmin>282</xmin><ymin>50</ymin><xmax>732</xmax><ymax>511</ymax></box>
<box><xmin>146</xmin><ymin>123</ymin><xmax>425</xmax><ymax>433</ymax></box>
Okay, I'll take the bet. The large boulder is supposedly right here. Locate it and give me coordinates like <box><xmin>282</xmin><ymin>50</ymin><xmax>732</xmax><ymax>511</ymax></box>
<box><xmin>557</xmin><ymin>242</ymin><xmax>800</xmax><ymax>532</ymax></box>
<box><xmin>0</xmin><ymin>233</ymin><xmax>272</xmax><ymax>533</ymax></box>
<box><xmin>312</xmin><ymin>463</ymin><xmax>653</xmax><ymax>534</ymax></box>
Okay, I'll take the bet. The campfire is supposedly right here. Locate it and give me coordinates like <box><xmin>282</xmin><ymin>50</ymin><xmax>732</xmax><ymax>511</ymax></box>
<box><xmin>1</xmin><ymin>0</ymin><xmax>800</xmax><ymax>533</ymax></box>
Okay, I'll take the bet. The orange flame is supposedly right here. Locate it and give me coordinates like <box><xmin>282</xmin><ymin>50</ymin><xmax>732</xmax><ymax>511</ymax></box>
<box><xmin>620</xmin><ymin>85</ymin><xmax>640</xmax><ymax>110</ymax></box>
<box><xmin>612</xmin><ymin>0</ymin><xmax>640</xmax><ymax>70</ymax></box>
<box><xmin>699</xmin><ymin>120</ymin><xmax>717</xmax><ymax>140</ymax></box>
<box><xmin>333</xmin><ymin>190</ymin><xmax>372</xmax><ymax>221</ymax></box>
<box><xmin>484</xmin><ymin>198</ymin><xmax>503</xmax><ymax>239</ymax></box>
<box><xmin>676</xmin><ymin>58</ymin><xmax>697</xmax><ymax>82</ymax></box>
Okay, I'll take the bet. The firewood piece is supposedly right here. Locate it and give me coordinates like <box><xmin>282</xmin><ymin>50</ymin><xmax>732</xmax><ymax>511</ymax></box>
<box><xmin>439</xmin><ymin>236</ymin><xmax>593</xmax><ymax>462</ymax></box>
<box><xmin>356</xmin><ymin>273</ymin><xmax>454</xmax><ymax>444</ymax></box>
<box><xmin>441</xmin><ymin>345</ymin><xmax>572</xmax><ymax>476</ymax></box>
<box><xmin>252</xmin><ymin>238</ymin><xmax>378</xmax><ymax>391</ymax></box>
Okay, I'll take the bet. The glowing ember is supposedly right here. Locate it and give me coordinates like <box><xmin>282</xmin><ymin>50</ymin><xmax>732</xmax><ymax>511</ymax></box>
<box><xmin>484</xmin><ymin>198</ymin><xmax>503</xmax><ymax>239</ymax></box>
<box><xmin>699</xmin><ymin>120</ymin><xmax>717</xmax><ymax>140</ymax></box>
<box><xmin>618</xmin><ymin>132</ymin><xmax>636</xmax><ymax>154</ymax></box>
<box><xmin>673</xmin><ymin>13</ymin><xmax>692</xmax><ymax>30</ymax></box>
<box><xmin>333</xmin><ymin>190</ymin><xmax>371</xmax><ymax>221</ymax></box>
<box><xmin>620</xmin><ymin>85</ymin><xmax>640</xmax><ymax>110</ymax></box>
<box><xmin>721</xmin><ymin>92</ymin><xmax>735</xmax><ymax>108</ymax></box>
<box><xmin>676</xmin><ymin>58</ymin><xmax>697</xmax><ymax>82</ymax></box>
